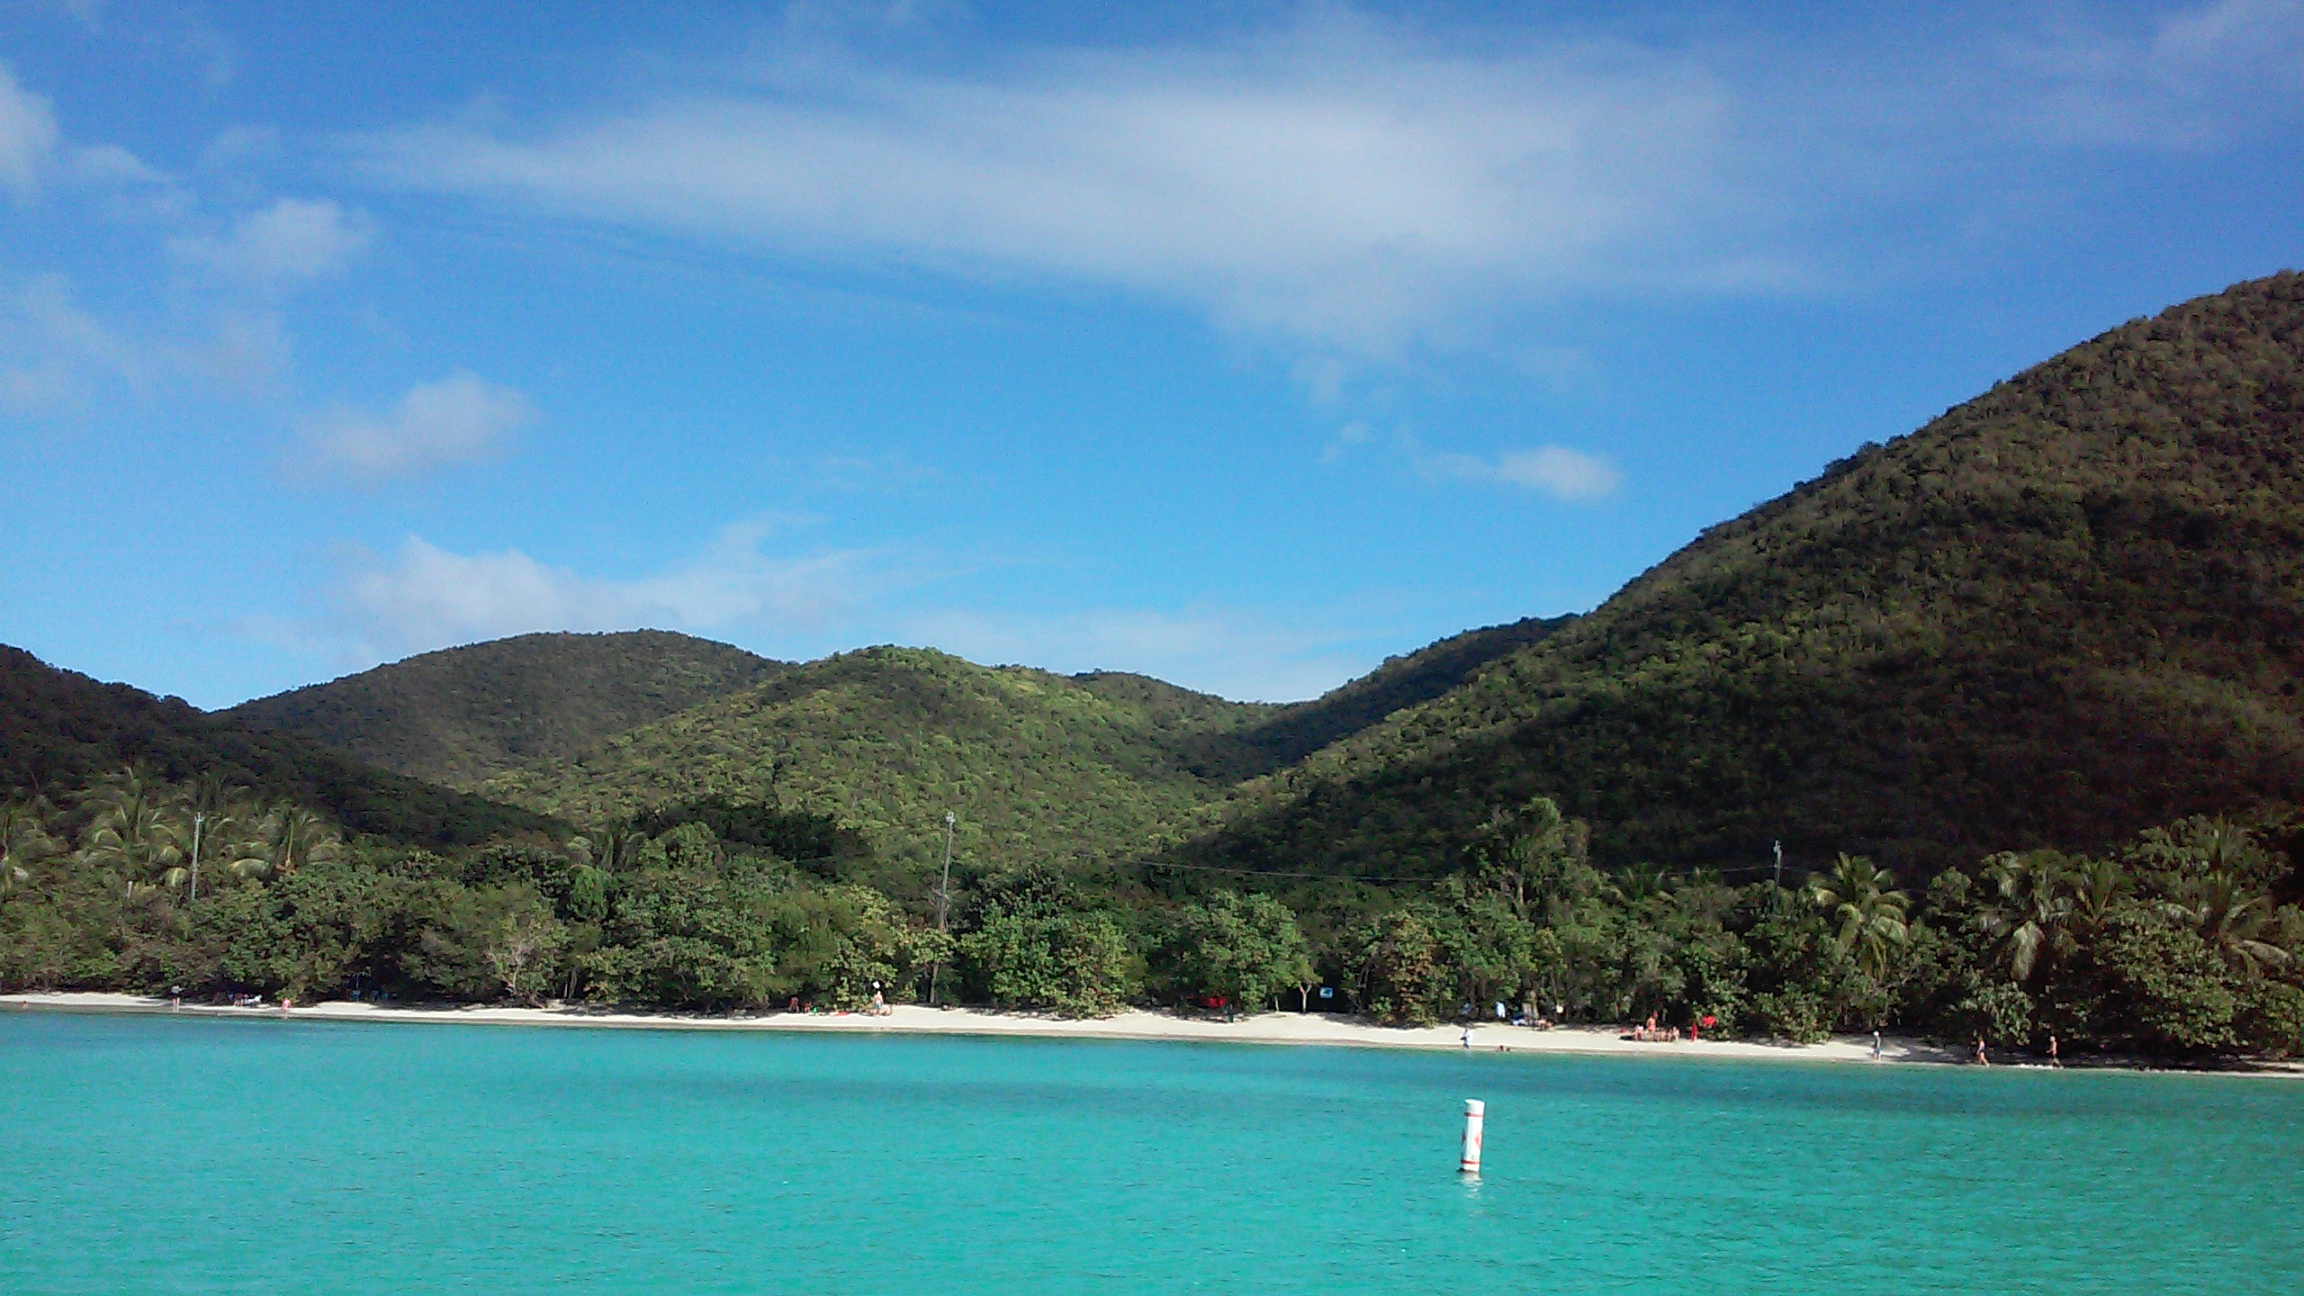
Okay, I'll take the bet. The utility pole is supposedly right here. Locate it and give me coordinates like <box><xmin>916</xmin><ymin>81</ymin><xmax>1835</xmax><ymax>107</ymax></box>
<box><xmin>189</xmin><ymin>812</ymin><xmax>204</xmax><ymax>905</ymax></box>
<box><xmin>930</xmin><ymin>811</ymin><xmax>956</xmax><ymax>1006</ymax></box>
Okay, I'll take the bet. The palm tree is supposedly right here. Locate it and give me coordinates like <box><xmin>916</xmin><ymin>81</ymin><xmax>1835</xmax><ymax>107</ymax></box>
<box><xmin>1979</xmin><ymin>851</ymin><xmax>2075</xmax><ymax>983</ymax></box>
<box><xmin>245</xmin><ymin>803</ymin><xmax>342</xmax><ymax>878</ymax></box>
<box><xmin>1807</xmin><ymin>853</ymin><xmax>1911</xmax><ymax>982</ymax></box>
<box><xmin>1</xmin><ymin>795</ymin><xmax>56</xmax><ymax>900</ymax></box>
<box><xmin>1612</xmin><ymin>863</ymin><xmax>1672</xmax><ymax>910</ymax></box>
<box><xmin>567</xmin><ymin>823</ymin><xmax>647</xmax><ymax>874</ymax></box>
<box><xmin>2067</xmin><ymin>858</ymin><xmax>2129</xmax><ymax>939</ymax></box>
<box><xmin>2168</xmin><ymin>872</ymin><xmax>2293</xmax><ymax>981</ymax></box>
<box><xmin>172</xmin><ymin>773</ymin><xmax>255</xmax><ymax>902</ymax></box>
<box><xmin>80</xmin><ymin>766</ymin><xmax>186</xmax><ymax>897</ymax></box>
<box><xmin>2133</xmin><ymin>817</ymin><xmax>2274</xmax><ymax>881</ymax></box>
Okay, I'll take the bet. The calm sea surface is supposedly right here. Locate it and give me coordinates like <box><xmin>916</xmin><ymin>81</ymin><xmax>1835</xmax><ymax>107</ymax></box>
<box><xmin>3</xmin><ymin>1012</ymin><xmax>2299</xmax><ymax>1294</ymax></box>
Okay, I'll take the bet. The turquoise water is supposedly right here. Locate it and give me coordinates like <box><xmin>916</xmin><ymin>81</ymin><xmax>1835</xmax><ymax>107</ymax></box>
<box><xmin>4</xmin><ymin>1014</ymin><xmax>2300</xmax><ymax>1294</ymax></box>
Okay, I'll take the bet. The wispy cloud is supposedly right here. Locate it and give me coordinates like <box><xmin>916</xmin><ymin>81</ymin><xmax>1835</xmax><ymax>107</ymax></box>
<box><xmin>0</xmin><ymin>60</ymin><xmax>61</xmax><ymax>200</ymax></box>
<box><xmin>1423</xmin><ymin>445</ymin><xmax>1622</xmax><ymax>502</ymax></box>
<box><xmin>355</xmin><ymin>15</ymin><xmax>1761</xmax><ymax>358</ymax></box>
<box><xmin>172</xmin><ymin>197</ymin><xmax>373</xmax><ymax>284</ymax></box>
<box><xmin>350</xmin><ymin>3</ymin><xmax>2304</xmax><ymax>362</ymax></box>
<box><xmin>0</xmin><ymin>57</ymin><xmax>171</xmax><ymax>202</ymax></box>
<box><xmin>1320</xmin><ymin>420</ymin><xmax>1373</xmax><ymax>464</ymax></box>
<box><xmin>333</xmin><ymin>523</ymin><xmax>877</xmax><ymax>658</ymax></box>
<box><xmin>0</xmin><ymin>274</ymin><xmax>142</xmax><ymax>413</ymax></box>
<box><xmin>0</xmin><ymin>274</ymin><xmax>301</xmax><ymax>414</ymax></box>
<box><xmin>293</xmin><ymin>372</ymin><xmax>532</xmax><ymax>486</ymax></box>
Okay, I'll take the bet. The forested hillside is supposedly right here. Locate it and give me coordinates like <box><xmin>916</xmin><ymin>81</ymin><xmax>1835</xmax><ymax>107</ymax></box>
<box><xmin>1182</xmin><ymin>272</ymin><xmax>2304</xmax><ymax>880</ymax></box>
<box><xmin>227</xmin><ymin>630</ymin><xmax>783</xmax><ymax>788</ymax></box>
<box><xmin>479</xmin><ymin>646</ymin><xmax>1280</xmax><ymax>875</ymax></box>
<box><xmin>0</xmin><ymin>646</ymin><xmax>560</xmax><ymax>846</ymax></box>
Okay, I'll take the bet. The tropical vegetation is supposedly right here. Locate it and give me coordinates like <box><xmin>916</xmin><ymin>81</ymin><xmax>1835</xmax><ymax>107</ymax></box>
<box><xmin>8</xmin><ymin>273</ymin><xmax>2304</xmax><ymax>1065</ymax></box>
<box><xmin>3</xmin><ymin>767</ymin><xmax>2297</xmax><ymax>1061</ymax></box>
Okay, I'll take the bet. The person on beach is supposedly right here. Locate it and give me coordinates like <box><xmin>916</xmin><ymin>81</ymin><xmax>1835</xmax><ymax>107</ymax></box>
<box><xmin>1871</xmin><ymin>1029</ymin><xmax>1882</xmax><ymax>1061</ymax></box>
<box><xmin>2048</xmin><ymin>1034</ymin><xmax>2061</xmax><ymax>1068</ymax></box>
<box><xmin>1974</xmin><ymin>1036</ymin><xmax>1989</xmax><ymax>1066</ymax></box>
<box><xmin>1461</xmin><ymin>1025</ymin><xmax>1473</xmax><ymax>1049</ymax></box>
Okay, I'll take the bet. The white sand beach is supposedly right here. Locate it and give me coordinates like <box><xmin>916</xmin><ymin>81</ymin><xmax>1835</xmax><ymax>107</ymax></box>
<box><xmin>17</xmin><ymin>991</ymin><xmax>2296</xmax><ymax>1074</ymax></box>
<box><xmin>4</xmin><ymin>991</ymin><xmax>1971</xmax><ymax>1064</ymax></box>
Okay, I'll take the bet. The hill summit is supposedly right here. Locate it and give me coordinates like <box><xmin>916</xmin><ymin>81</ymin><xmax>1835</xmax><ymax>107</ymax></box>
<box><xmin>228</xmin><ymin>630</ymin><xmax>783</xmax><ymax>789</ymax></box>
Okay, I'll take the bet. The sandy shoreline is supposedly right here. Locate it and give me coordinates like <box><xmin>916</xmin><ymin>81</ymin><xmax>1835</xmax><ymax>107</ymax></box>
<box><xmin>0</xmin><ymin>991</ymin><xmax>1967</xmax><ymax>1066</ymax></box>
<box><xmin>12</xmin><ymin>992</ymin><xmax>2299</xmax><ymax>1074</ymax></box>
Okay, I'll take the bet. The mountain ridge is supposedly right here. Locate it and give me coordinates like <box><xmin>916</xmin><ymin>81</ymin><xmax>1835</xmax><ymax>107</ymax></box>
<box><xmin>474</xmin><ymin>645</ymin><xmax>1274</xmax><ymax>874</ymax></box>
<box><xmin>1175</xmin><ymin>271</ymin><xmax>2304</xmax><ymax>879</ymax></box>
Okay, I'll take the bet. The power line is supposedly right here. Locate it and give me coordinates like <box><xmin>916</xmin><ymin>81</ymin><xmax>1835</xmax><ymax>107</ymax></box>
<box><xmin>1138</xmin><ymin>857</ymin><xmax>1808</xmax><ymax>887</ymax></box>
<box><xmin>1132</xmin><ymin>859</ymin><xmax>1452</xmax><ymax>885</ymax></box>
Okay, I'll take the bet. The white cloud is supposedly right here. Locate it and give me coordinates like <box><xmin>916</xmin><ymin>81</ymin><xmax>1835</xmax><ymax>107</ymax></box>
<box><xmin>71</xmin><ymin>142</ymin><xmax>167</xmax><ymax>186</ymax></box>
<box><xmin>0</xmin><ymin>274</ymin><xmax>141</xmax><ymax>413</ymax></box>
<box><xmin>352</xmin><ymin>4</ymin><xmax>2304</xmax><ymax>359</ymax></box>
<box><xmin>335</xmin><ymin>524</ymin><xmax>873</xmax><ymax>658</ymax></box>
<box><xmin>172</xmin><ymin>311</ymin><xmax>289</xmax><ymax>390</ymax></box>
<box><xmin>357</xmin><ymin>18</ymin><xmax>1757</xmax><ymax>357</ymax></box>
<box><xmin>1425</xmin><ymin>445</ymin><xmax>1621</xmax><ymax>502</ymax></box>
<box><xmin>0</xmin><ymin>60</ymin><xmax>170</xmax><ymax>201</ymax></box>
<box><xmin>904</xmin><ymin>605</ymin><xmax>1372</xmax><ymax>702</ymax></box>
<box><xmin>295</xmin><ymin>372</ymin><xmax>532</xmax><ymax>486</ymax></box>
<box><xmin>1320</xmin><ymin>419</ymin><xmax>1373</xmax><ymax>464</ymax></box>
<box><xmin>0</xmin><ymin>61</ymin><xmax>60</xmax><ymax>199</ymax></box>
<box><xmin>173</xmin><ymin>198</ymin><xmax>373</xmax><ymax>283</ymax></box>
<box><xmin>0</xmin><ymin>276</ymin><xmax>295</xmax><ymax>414</ymax></box>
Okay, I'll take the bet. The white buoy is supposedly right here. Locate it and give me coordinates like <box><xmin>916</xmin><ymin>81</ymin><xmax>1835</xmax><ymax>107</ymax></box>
<box><xmin>1459</xmin><ymin>1098</ymin><xmax>1485</xmax><ymax>1175</ymax></box>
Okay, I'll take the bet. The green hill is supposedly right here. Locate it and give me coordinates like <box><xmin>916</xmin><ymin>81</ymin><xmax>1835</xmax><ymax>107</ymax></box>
<box><xmin>478</xmin><ymin>646</ymin><xmax>1279</xmax><ymax>880</ymax></box>
<box><xmin>226</xmin><ymin>630</ymin><xmax>783</xmax><ymax>788</ymax></box>
<box><xmin>0</xmin><ymin>645</ymin><xmax>562</xmax><ymax>846</ymax></box>
<box><xmin>1180</xmin><ymin>272</ymin><xmax>2304</xmax><ymax>880</ymax></box>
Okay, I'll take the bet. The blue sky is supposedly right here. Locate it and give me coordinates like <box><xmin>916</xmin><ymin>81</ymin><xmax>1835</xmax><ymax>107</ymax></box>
<box><xmin>4</xmin><ymin>1</ymin><xmax>2302</xmax><ymax>707</ymax></box>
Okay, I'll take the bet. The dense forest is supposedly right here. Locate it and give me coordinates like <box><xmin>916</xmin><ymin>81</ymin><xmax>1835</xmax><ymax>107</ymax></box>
<box><xmin>3</xmin><ymin>768</ymin><xmax>2297</xmax><ymax>1059</ymax></box>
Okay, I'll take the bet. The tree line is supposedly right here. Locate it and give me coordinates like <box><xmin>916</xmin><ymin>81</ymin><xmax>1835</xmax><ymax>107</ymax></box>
<box><xmin>4</xmin><ymin>770</ymin><xmax>2299</xmax><ymax>1059</ymax></box>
